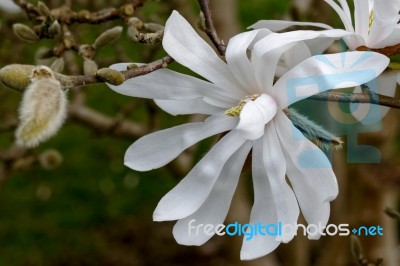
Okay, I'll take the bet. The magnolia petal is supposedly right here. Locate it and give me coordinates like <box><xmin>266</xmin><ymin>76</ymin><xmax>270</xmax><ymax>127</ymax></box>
<box><xmin>373</xmin><ymin>26</ymin><xmax>400</xmax><ymax>48</ymax></box>
<box><xmin>226</xmin><ymin>29</ymin><xmax>271</xmax><ymax>94</ymax></box>
<box><xmin>252</xmin><ymin>35</ymin><xmax>298</xmax><ymax>93</ymax></box>
<box><xmin>351</xmin><ymin>71</ymin><xmax>398</xmax><ymax>123</ymax></box>
<box><xmin>249</xmin><ymin>20</ymin><xmax>332</xmax><ymax>31</ymax></box>
<box><xmin>236</xmin><ymin>94</ymin><xmax>278</xmax><ymax>140</ymax></box>
<box><xmin>172</xmin><ymin>141</ymin><xmax>252</xmax><ymax>245</ymax></box>
<box><xmin>368</xmin><ymin>0</ymin><xmax>400</xmax><ymax>48</ymax></box>
<box><xmin>274</xmin><ymin>111</ymin><xmax>335</xmax><ymax>239</ymax></box>
<box><xmin>252</xmin><ymin>29</ymin><xmax>351</xmax><ymax>60</ymax></box>
<box><xmin>163</xmin><ymin>11</ymin><xmax>243</xmax><ymax>97</ymax></box>
<box><xmin>125</xmin><ymin>114</ymin><xmax>238</xmax><ymax>171</ymax></box>
<box><xmin>304</xmin><ymin>37</ymin><xmax>335</xmax><ymax>55</ymax></box>
<box><xmin>354</xmin><ymin>0</ymin><xmax>369</xmax><ymax>40</ymax></box>
<box><xmin>324</xmin><ymin>0</ymin><xmax>354</xmax><ymax>32</ymax></box>
<box><xmin>108</xmin><ymin>63</ymin><xmax>234</xmax><ymax>108</ymax></box>
<box><xmin>275</xmin><ymin>41</ymin><xmax>312</xmax><ymax>77</ymax></box>
<box><xmin>240</xmin><ymin>140</ymin><xmax>280</xmax><ymax>260</ymax></box>
<box><xmin>338</xmin><ymin>0</ymin><xmax>352</xmax><ymax>21</ymax></box>
<box><xmin>153</xmin><ymin>131</ymin><xmax>246</xmax><ymax>221</ymax></box>
<box><xmin>154</xmin><ymin>99</ymin><xmax>224</xmax><ymax>116</ymax></box>
<box><xmin>262</xmin><ymin>121</ymin><xmax>299</xmax><ymax>243</ymax></box>
<box><xmin>273</xmin><ymin>51</ymin><xmax>389</xmax><ymax>109</ymax></box>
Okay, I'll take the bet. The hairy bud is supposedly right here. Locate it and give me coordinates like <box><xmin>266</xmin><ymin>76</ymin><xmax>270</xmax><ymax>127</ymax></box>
<box><xmin>15</xmin><ymin>66</ymin><xmax>68</xmax><ymax>148</ymax></box>
<box><xmin>96</xmin><ymin>68</ymin><xmax>125</xmax><ymax>85</ymax></box>
<box><xmin>83</xmin><ymin>58</ymin><xmax>98</xmax><ymax>75</ymax></box>
<box><xmin>0</xmin><ymin>64</ymin><xmax>35</xmax><ymax>92</ymax></box>
<box><xmin>50</xmin><ymin>57</ymin><xmax>64</xmax><ymax>73</ymax></box>
<box><xmin>49</xmin><ymin>20</ymin><xmax>61</xmax><ymax>38</ymax></box>
<box><xmin>38</xmin><ymin>1</ymin><xmax>51</xmax><ymax>18</ymax></box>
<box><xmin>13</xmin><ymin>23</ymin><xmax>39</xmax><ymax>43</ymax></box>
<box><xmin>93</xmin><ymin>26</ymin><xmax>123</xmax><ymax>50</ymax></box>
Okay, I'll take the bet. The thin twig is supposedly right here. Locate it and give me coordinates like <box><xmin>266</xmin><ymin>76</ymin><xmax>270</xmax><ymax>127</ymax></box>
<box><xmin>309</xmin><ymin>91</ymin><xmax>400</xmax><ymax>109</ymax></box>
<box><xmin>18</xmin><ymin>0</ymin><xmax>146</xmax><ymax>25</ymax></box>
<box><xmin>198</xmin><ymin>0</ymin><xmax>226</xmax><ymax>55</ymax></box>
<box><xmin>56</xmin><ymin>55</ymin><xmax>174</xmax><ymax>88</ymax></box>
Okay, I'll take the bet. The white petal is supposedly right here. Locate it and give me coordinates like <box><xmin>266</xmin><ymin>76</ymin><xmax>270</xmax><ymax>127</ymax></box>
<box><xmin>172</xmin><ymin>141</ymin><xmax>252</xmax><ymax>245</ymax></box>
<box><xmin>154</xmin><ymin>99</ymin><xmax>224</xmax><ymax>116</ymax></box>
<box><xmin>368</xmin><ymin>0</ymin><xmax>400</xmax><ymax>47</ymax></box>
<box><xmin>249</xmin><ymin>20</ymin><xmax>332</xmax><ymax>31</ymax></box>
<box><xmin>275</xmin><ymin>41</ymin><xmax>312</xmax><ymax>77</ymax></box>
<box><xmin>274</xmin><ymin>111</ymin><xmax>335</xmax><ymax>239</ymax></box>
<box><xmin>324</xmin><ymin>0</ymin><xmax>354</xmax><ymax>32</ymax></box>
<box><xmin>240</xmin><ymin>139</ymin><xmax>280</xmax><ymax>260</ymax></box>
<box><xmin>108</xmin><ymin>63</ymin><xmax>235</xmax><ymax>108</ymax></box>
<box><xmin>252</xmin><ymin>34</ymin><xmax>299</xmax><ymax>93</ymax></box>
<box><xmin>252</xmin><ymin>29</ymin><xmax>351</xmax><ymax>60</ymax></box>
<box><xmin>304</xmin><ymin>37</ymin><xmax>335</xmax><ymax>55</ymax></box>
<box><xmin>125</xmin><ymin>114</ymin><xmax>238</xmax><ymax>171</ymax></box>
<box><xmin>226</xmin><ymin>29</ymin><xmax>271</xmax><ymax>94</ymax></box>
<box><xmin>273</xmin><ymin>51</ymin><xmax>389</xmax><ymax>108</ymax></box>
<box><xmin>163</xmin><ymin>11</ymin><xmax>244</xmax><ymax>97</ymax></box>
<box><xmin>354</xmin><ymin>0</ymin><xmax>370</xmax><ymax>40</ymax></box>
<box><xmin>236</xmin><ymin>94</ymin><xmax>278</xmax><ymax>140</ymax></box>
<box><xmin>351</xmin><ymin>71</ymin><xmax>397</xmax><ymax>123</ymax></box>
<box><xmin>338</xmin><ymin>0</ymin><xmax>352</xmax><ymax>21</ymax></box>
<box><xmin>262</xmin><ymin>121</ymin><xmax>299</xmax><ymax>243</ymax></box>
<box><xmin>153</xmin><ymin>131</ymin><xmax>246</xmax><ymax>221</ymax></box>
<box><xmin>373</xmin><ymin>26</ymin><xmax>400</xmax><ymax>48</ymax></box>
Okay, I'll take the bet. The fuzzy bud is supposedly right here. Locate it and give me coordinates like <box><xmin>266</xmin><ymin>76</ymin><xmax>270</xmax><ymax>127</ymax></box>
<box><xmin>15</xmin><ymin>66</ymin><xmax>68</xmax><ymax>148</ymax></box>
<box><xmin>50</xmin><ymin>57</ymin><xmax>64</xmax><ymax>73</ymax></box>
<box><xmin>49</xmin><ymin>20</ymin><xmax>61</xmax><ymax>38</ymax></box>
<box><xmin>13</xmin><ymin>23</ymin><xmax>39</xmax><ymax>43</ymax></box>
<box><xmin>96</xmin><ymin>68</ymin><xmax>125</xmax><ymax>85</ymax></box>
<box><xmin>93</xmin><ymin>26</ymin><xmax>123</xmax><ymax>50</ymax></box>
<box><xmin>0</xmin><ymin>64</ymin><xmax>35</xmax><ymax>92</ymax></box>
<box><xmin>38</xmin><ymin>1</ymin><xmax>51</xmax><ymax>18</ymax></box>
<box><xmin>119</xmin><ymin>4</ymin><xmax>134</xmax><ymax>16</ymax></box>
<box><xmin>83</xmin><ymin>58</ymin><xmax>98</xmax><ymax>75</ymax></box>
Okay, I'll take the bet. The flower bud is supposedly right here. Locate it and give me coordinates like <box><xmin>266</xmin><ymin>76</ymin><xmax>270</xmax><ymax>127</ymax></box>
<box><xmin>83</xmin><ymin>58</ymin><xmax>98</xmax><ymax>75</ymax></box>
<box><xmin>96</xmin><ymin>68</ymin><xmax>125</xmax><ymax>85</ymax></box>
<box><xmin>38</xmin><ymin>1</ymin><xmax>51</xmax><ymax>18</ymax></box>
<box><xmin>0</xmin><ymin>64</ymin><xmax>35</xmax><ymax>92</ymax></box>
<box><xmin>49</xmin><ymin>20</ymin><xmax>61</xmax><ymax>38</ymax></box>
<box><xmin>50</xmin><ymin>57</ymin><xmax>64</xmax><ymax>73</ymax></box>
<box><xmin>13</xmin><ymin>23</ymin><xmax>39</xmax><ymax>43</ymax></box>
<box><xmin>15</xmin><ymin>66</ymin><xmax>68</xmax><ymax>148</ymax></box>
<box><xmin>93</xmin><ymin>26</ymin><xmax>123</xmax><ymax>50</ymax></box>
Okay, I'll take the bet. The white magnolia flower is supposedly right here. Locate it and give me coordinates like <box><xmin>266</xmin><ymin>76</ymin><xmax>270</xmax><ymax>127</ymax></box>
<box><xmin>251</xmin><ymin>0</ymin><xmax>400</xmax><ymax>123</ymax></box>
<box><xmin>108</xmin><ymin>11</ymin><xmax>388</xmax><ymax>260</ymax></box>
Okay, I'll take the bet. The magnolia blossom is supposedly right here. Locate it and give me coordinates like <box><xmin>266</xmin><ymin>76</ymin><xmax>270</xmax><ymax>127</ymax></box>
<box><xmin>108</xmin><ymin>11</ymin><xmax>388</xmax><ymax>260</ymax></box>
<box><xmin>251</xmin><ymin>0</ymin><xmax>400</xmax><ymax>123</ymax></box>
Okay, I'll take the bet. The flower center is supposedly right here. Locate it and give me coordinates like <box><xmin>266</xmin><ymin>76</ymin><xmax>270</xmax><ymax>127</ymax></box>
<box><xmin>225</xmin><ymin>94</ymin><xmax>261</xmax><ymax>117</ymax></box>
<box><xmin>226</xmin><ymin>93</ymin><xmax>278</xmax><ymax>140</ymax></box>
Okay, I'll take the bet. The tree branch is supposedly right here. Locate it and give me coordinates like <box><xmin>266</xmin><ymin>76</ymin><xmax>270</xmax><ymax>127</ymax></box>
<box><xmin>198</xmin><ymin>0</ymin><xmax>226</xmax><ymax>55</ymax></box>
<box><xmin>309</xmin><ymin>91</ymin><xmax>400</xmax><ymax>109</ymax></box>
<box><xmin>58</xmin><ymin>55</ymin><xmax>174</xmax><ymax>88</ymax></box>
<box><xmin>17</xmin><ymin>0</ymin><xmax>146</xmax><ymax>25</ymax></box>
